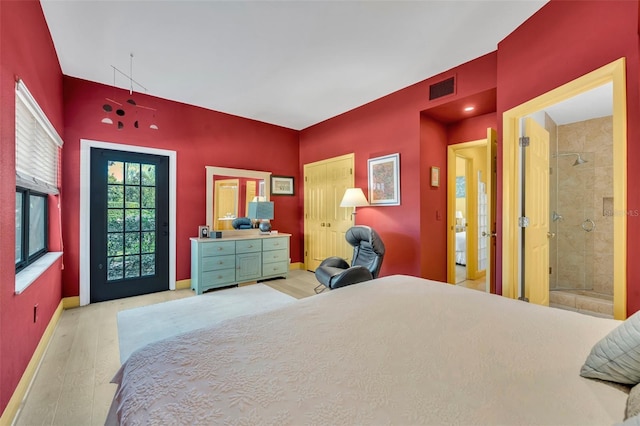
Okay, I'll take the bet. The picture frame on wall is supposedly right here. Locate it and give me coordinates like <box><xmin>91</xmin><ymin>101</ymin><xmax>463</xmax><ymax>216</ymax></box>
<box><xmin>431</xmin><ymin>166</ymin><xmax>440</xmax><ymax>187</ymax></box>
<box><xmin>271</xmin><ymin>175</ymin><xmax>294</xmax><ymax>195</ymax></box>
<box><xmin>368</xmin><ymin>153</ymin><xmax>400</xmax><ymax>206</ymax></box>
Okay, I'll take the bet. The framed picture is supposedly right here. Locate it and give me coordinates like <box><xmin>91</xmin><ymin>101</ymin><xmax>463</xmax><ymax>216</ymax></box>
<box><xmin>455</xmin><ymin>175</ymin><xmax>465</xmax><ymax>196</ymax></box>
<box><xmin>271</xmin><ymin>175</ymin><xmax>294</xmax><ymax>196</ymax></box>
<box><xmin>198</xmin><ymin>225</ymin><xmax>209</xmax><ymax>238</ymax></box>
<box><xmin>431</xmin><ymin>166</ymin><xmax>440</xmax><ymax>187</ymax></box>
<box><xmin>368</xmin><ymin>153</ymin><xmax>400</xmax><ymax>206</ymax></box>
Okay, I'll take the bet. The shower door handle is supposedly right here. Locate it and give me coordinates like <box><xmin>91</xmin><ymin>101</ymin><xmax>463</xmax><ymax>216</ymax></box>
<box><xmin>547</xmin><ymin>232</ymin><xmax>556</xmax><ymax>239</ymax></box>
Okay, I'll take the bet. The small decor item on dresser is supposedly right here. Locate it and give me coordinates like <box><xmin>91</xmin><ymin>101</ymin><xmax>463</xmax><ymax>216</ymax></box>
<box><xmin>198</xmin><ymin>225</ymin><xmax>209</xmax><ymax>238</ymax></box>
<box><xmin>259</xmin><ymin>221</ymin><xmax>271</xmax><ymax>233</ymax></box>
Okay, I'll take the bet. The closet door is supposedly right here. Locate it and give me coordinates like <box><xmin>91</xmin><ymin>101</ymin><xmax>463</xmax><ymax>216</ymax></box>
<box><xmin>304</xmin><ymin>154</ymin><xmax>354</xmax><ymax>271</ymax></box>
<box><xmin>325</xmin><ymin>157</ymin><xmax>355</xmax><ymax>262</ymax></box>
<box><xmin>304</xmin><ymin>163</ymin><xmax>326</xmax><ymax>271</ymax></box>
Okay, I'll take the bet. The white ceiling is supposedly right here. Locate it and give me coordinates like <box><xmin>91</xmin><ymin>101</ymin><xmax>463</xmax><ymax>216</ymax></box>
<box><xmin>40</xmin><ymin>0</ymin><xmax>552</xmax><ymax>130</ymax></box>
<box><xmin>544</xmin><ymin>82</ymin><xmax>613</xmax><ymax>125</ymax></box>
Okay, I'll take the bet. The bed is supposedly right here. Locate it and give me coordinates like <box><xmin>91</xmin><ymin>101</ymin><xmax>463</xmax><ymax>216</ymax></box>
<box><xmin>109</xmin><ymin>275</ymin><xmax>629</xmax><ymax>425</ymax></box>
<box><xmin>456</xmin><ymin>231</ymin><xmax>466</xmax><ymax>265</ymax></box>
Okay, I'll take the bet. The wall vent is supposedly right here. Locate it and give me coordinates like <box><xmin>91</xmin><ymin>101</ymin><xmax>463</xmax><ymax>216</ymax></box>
<box><xmin>429</xmin><ymin>76</ymin><xmax>455</xmax><ymax>100</ymax></box>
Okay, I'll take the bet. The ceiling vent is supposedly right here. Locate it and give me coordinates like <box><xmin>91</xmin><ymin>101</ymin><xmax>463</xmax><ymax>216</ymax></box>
<box><xmin>429</xmin><ymin>76</ymin><xmax>455</xmax><ymax>100</ymax></box>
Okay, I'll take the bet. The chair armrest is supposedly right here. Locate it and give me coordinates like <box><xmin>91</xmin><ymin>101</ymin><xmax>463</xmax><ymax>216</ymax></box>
<box><xmin>318</xmin><ymin>257</ymin><xmax>349</xmax><ymax>269</ymax></box>
<box><xmin>330</xmin><ymin>266</ymin><xmax>374</xmax><ymax>289</ymax></box>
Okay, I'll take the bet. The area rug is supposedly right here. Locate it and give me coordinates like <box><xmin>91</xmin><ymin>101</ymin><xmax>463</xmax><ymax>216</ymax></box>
<box><xmin>117</xmin><ymin>284</ymin><xmax>295</xmax><ymax>363</ymax></box>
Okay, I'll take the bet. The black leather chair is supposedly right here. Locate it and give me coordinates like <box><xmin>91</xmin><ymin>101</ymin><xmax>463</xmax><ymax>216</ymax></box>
<box><xmin>314</xmin><ymin>225</ymin><xmax>385</xmax><ymax>293</ymax></box>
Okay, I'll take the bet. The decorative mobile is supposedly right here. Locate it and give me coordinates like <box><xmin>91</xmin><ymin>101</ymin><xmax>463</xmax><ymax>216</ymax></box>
<box><xmin>100</xmin><ymin>53</ymin><xmax>158</xmax><ymax>130</ymax></box>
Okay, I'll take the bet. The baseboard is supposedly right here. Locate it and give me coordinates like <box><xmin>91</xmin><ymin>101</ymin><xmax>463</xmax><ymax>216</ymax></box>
<box><xmin>289</xmin><ymin>262</ymin><xmax>304</xmax><ymax>270</ymax></box>
<box><xmin>176</xmin><ymin>279</ymin><xmax>191</xmax><ymax>290</ymax></box>
<box><xmin>0</xmin><ymin>301</ymin><xmax>64</xmax><ymax>426</ymax></box>
<box><xmin>62</xmin><ymin>296</ymin><xmax>80</xmax><ymax>309</ymax></box>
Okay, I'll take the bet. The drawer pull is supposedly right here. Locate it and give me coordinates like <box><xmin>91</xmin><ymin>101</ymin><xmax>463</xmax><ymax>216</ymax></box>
<box><xmin>217</xmin><ymin>247</ymin><xmax>223</xmax><ymax>251</ymax></box>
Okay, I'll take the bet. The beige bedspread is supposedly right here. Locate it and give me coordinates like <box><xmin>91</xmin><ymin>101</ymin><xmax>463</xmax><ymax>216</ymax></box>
<box><xmin>111</xmin><ymin>275</ymin><xmax>627</xmax><ymax>425</ymax></box>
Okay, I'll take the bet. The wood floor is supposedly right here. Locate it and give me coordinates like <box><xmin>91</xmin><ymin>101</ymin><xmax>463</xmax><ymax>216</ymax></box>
<box><xmin>14</xmin><ymin>269</ymin><xmax>485</xmax><ymax>425</ymax></box>
<box><xmin>14</xmin><ymin>270</ymin><xmax>319</xmax><ymax>426</ymax></box>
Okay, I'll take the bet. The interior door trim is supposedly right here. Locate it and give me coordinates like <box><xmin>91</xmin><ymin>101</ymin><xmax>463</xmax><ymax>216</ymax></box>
<box><xmin>80</xmin><ymin>139</ymin><xmax>177</xmax><ymax>306</ymax></box>
<box><xmin>447</xmin><ymin>137</ymin><xmax>488</xmax><ymax>288</ymax></box>
<box><xmin>502</xmin><ymin>57</ymin><xmax>627</xmax><ymax>319</ymax></box>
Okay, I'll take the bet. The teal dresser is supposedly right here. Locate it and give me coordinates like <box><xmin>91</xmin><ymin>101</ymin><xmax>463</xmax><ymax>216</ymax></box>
<box><xmin>190</xmin><ymin>234</ymin><xmax>290</xmax><ymax>295</ymax></box>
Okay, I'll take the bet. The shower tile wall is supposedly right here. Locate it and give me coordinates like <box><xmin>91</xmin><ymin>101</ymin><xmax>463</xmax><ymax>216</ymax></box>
<box><xmin>556</xmin><ymin>116</ymin><xmax>613</xmax><ymax>295</ymax></box>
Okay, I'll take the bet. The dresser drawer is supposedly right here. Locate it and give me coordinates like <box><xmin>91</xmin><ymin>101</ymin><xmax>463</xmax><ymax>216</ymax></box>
<box><xmin>236</xmin><ymin>239</ymin><xmax>261</xmax><ymax>254</ymax></box>
<box><xmin>263</xmin><ymin>237</ymin><xmax>288</xmax><ymax>252</ymax></box>
<box><xmin>201</xmin><ymin>254</ymin><xmax>235</xmax><ymax>271</ymax></box>
<box><xmin>262</xmin><ymin>248</ymin><xmax>288</xmax><ymax>264</ymax></box>
<box><xmin>262</xmin><ymin>261</ymin><xmax>289</xmax><ymax>277</ymax></box>
<box><xmin>202</xmin><ymin>268</ymin><xmax>236</xmax><ymax>287</ymax></box>
<box><xmin>201</xmin><ymin>241</ymin><xmax>235</xmax><ymax>257</ymax></box>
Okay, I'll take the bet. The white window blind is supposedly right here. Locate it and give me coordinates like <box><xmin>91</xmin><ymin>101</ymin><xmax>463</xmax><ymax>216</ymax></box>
<box><xmin>15</xmin><ymin>80</ymin><xmax>63</xmax><ymax>194</ymax></box>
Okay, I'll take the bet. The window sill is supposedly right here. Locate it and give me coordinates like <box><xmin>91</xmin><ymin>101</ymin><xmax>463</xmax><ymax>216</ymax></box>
<box><xmin>15</xmin><ymin>252</ymin><xmax>63</xmax><ymax>295</ymax></box>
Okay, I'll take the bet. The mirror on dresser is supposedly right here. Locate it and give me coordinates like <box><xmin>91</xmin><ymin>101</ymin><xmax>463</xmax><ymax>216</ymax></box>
<box><xmin>205</xmin><ymin>166</ymin><xmax>271</xmax><ymax>231</ymax></box>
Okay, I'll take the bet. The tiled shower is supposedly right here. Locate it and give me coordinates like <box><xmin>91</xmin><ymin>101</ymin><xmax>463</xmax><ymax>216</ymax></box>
<box><xmin>549</xmin><ymin>115</ymin><xmax>614</xmax><ymax>318</ymax></box>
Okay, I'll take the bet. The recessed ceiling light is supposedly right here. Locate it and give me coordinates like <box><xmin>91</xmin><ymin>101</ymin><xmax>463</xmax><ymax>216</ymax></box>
<box><xmin>464</xmin><ymin>106</ymin><xmax>475</xmax><ymax>112</ymax></box>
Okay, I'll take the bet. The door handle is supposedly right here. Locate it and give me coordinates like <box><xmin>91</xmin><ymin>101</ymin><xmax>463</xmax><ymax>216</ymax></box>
<box><xmin>326</xmin><ymin>223</ymin><xmax>331</xmax><ymax>228</ymax></box>
<box><xmin>547</xmin><ymin>232</ymin><xmax>556</xmax><ymax>239</ymax></box>
<box><xmin>482</xmin><ymin>231</ymin><xmax>497</xmax><ymax>238</ymax></box>
<box><xmin>320</xmin><ymin>223</ymin><xmax>325</xmax><ymax>227</ymax></box>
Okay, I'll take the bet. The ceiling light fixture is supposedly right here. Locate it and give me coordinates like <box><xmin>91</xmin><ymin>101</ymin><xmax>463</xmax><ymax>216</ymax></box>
<box><xmin>100</xmin><ymin>53</ymin><xmax>159</xmax><ymax>130</ymax></box>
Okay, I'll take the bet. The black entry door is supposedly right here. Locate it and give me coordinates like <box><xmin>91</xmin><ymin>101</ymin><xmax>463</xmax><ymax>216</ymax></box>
<box><xmin>90</xmin><ymin>148</ymin><xmax>169</xmax><ymax>302</ymax></box>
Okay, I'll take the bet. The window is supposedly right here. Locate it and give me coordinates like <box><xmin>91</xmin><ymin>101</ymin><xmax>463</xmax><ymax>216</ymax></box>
<box><xmin>15</xmin><ymin>188</ymin><xmax>48</xmax><ymax>271</ymax></box>
<box><xmin>15</xmin><ymin>80</ymin><xmax>63</xmax><ymax>274</ymax></box>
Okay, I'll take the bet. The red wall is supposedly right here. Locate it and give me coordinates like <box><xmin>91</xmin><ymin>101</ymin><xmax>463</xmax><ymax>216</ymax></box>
<box><xmin>0</xmin><ymin>0</ymin><xmax>64</xmax><ymax>414</ymax></box>
<box><xmin>2</xmin><ymin>0</ymin><xmax>639</xmax><ymax>417</ymax></box>
<box><xmin>62</xmin><ymin>77</ymin><xmax>301</xmax><ymax>297</ymax></box>
<box><xmin>496</xmin><ymin>0</ymin><xmax>640</xmax><ymax>308</ymax></box>
<box><xmin>299</xmin><ymin>53</ymin><xmax>498</xmax><ymax>279</ymax></box>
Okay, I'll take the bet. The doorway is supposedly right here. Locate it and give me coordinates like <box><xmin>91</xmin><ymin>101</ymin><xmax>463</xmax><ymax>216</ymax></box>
<box><xmin>502</xmin><ymin>58</ymin><xmax>627</xmax><ymax>319</ymax></box>
<box><xmin>447</xmin><ymin>128</ymin><xmax>497</xmax><ymax>293</ymax></box>
<box><xmin>79</xmin><ymin>139</ymin><xmax>177</xmax><ymax>306</ymax></box>
<box><xmin>214</xmin><ymin>179</ymin><xmax>239</xmax><ymax>230</ymax></box>
<box><xmin>90</xmin><ymin>148</ymin><xmax>169</xmax><ymax>302</ymax></box>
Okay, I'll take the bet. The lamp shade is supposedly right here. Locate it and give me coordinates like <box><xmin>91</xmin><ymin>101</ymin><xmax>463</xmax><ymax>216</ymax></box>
<box><xmin>456</xmin><ymin>210</ymin><xmax>464</xmax><ymax>219</ymax></box>
<box><xmin>340</xmin><ymin>188</ymin><xmax>369</xmax><ymax>208</ymax></box>
<box><xmin>248</xmin><ymin>201</ymin><xmax>274</xmax><ymax>220</ymax></box>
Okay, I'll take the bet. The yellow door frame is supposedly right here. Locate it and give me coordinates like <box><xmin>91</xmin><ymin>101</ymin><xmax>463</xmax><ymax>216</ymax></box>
<box><xmin>502</xmin><ymin>58</ymin><xmax>627</xmax><ymax>319</ymax></box>
<box><xmin>447</xmin><ymin>138</ymin><xmax>486</xmax><ymax>285</ymax></box>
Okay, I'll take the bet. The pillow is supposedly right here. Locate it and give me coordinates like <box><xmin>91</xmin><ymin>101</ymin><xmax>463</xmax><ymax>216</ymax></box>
<box><xmin>581</xmin><ymin>310</ymin><xmax>640</xmax><ymax>385</ymax></box>
<box><xmin>621</xmin><ymin>413</ymin><xmax>640</xmax><ymax>426</ymax></box>
<box><xmin>231</xmin><ymin>217</ymin><xmax>252</xmax><ymax>229</ymax></box>
<box><xmin>627</xmin><ymin>383</ymin><xmax>640</xmax><ymax>420</ymax></box>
